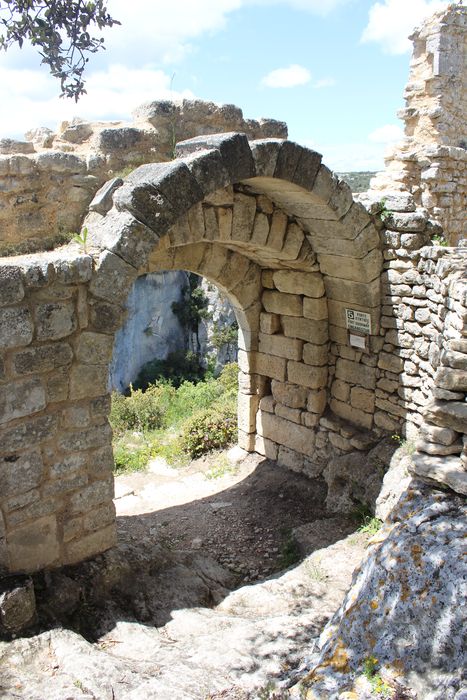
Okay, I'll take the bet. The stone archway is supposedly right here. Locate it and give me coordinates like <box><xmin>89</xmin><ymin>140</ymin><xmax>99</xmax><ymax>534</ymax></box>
<box><xmin>0</xmin><ymin>134</ymin><xmax>383</xmax><ymax>574</ymax></box>
<box><xmin>88</xmin><ymin>133</ymin><xmax>382</xmax><ymax>454</ymax></box>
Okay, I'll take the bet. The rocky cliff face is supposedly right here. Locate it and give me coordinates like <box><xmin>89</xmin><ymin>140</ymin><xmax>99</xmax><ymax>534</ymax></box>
<box><xmin>110</xmin><ymin>272</ymin><xmax>237</xmax><ymax>392</ymax></box>
<box><xmin>109</xmin><ymin>270</ymin><xmax>188</xmax><ymax>392</ymax></box>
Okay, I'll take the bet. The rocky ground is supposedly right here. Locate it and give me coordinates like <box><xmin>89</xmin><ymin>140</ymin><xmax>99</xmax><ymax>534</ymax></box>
<box><xmin>0</xmin><ymin>450</ymin><xmax>368</xmax><ymax>699</ymax></box>
<box><xmin>2</xmin><ymin>450</ymin><xmax>464</xmax><ymax>700</ymax></box>
<box><xmin>114</xmin><ymin>449</ymin><xmax>357</xmax><ymax>585</ymax></box>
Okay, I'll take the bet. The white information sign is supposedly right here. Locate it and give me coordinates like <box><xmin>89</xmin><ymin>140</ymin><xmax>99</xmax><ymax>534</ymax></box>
<box><xmin>345</xmin><ymin>308</ymin><xmax>372</xmax><ymax>335</ymax></box>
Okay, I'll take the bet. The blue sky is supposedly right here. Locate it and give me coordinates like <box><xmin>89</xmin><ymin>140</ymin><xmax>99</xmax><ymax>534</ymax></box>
<box><xmin>0</xmin><ymin>0</ymin><xmax>450</xmax><ymax>170</ymax></box>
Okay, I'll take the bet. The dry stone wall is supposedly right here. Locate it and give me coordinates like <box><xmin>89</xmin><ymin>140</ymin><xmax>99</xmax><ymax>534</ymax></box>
<box><xmin>0</xmin><ymin>132</ymin><xmax>465</xmax><ymax>575</ymax></box>
<box><xmin>0</xmin><ymin>100</ymin><xmax>286</xmax><ymax>254</ymax></box>
<box><xmin>370</xmin><ymin>4</ymin><xmax>466</xmax><ymax>244</ymax></box>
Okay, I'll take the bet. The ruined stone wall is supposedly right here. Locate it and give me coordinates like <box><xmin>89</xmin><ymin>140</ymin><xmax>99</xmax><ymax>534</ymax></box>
<box><xmin>0</xmin><ymin>134</ymin><xmax>465</xmax><ymax>576</ymax></box>
<box><xmin>0</xmin><ymin>100</ymin><xmax>286</xmax><ymax>255</ymax></box>
<box><xmin>370</xmin><ymin>4</ymin><xmax>466</xmax><ymax>243</ymax></box>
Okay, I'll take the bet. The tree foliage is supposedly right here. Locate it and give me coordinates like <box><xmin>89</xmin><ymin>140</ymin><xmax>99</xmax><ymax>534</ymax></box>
<box><xmin>0</xmin><ymin>1</ymin><xmax>119</xmax><ymax>100</ymax></box>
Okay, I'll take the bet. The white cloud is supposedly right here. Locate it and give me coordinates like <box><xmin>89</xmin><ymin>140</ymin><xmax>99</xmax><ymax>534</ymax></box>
<box><xmin>248</xmin><ymin>0</ymin><xmax>349</xmax><ymax>14</ymax></box>
<box><xmin>261</xmin><ymin>64</ymin><xmax>311</xmax><ymax>88</ymax></box>
<box><xmin>0</xmin><ymin>65</ymin><xmax>194</xmax><ymax>138</ymax></box>
<box><xmin>368</xmin><ymin>123</ymin><xmax>404</xmax><ymax>143</ymax></box>
<box><xmin>313</xmin><ymin>77</ymin><xmax>336</xmax><ymax>89</ymax></box>
<box><xmin>362</xmin><ymin>0</ymin><xmax>449</xmax><ymax>54</ymax></box>
<box><xmin>104</xmin><ymin>0</ymin><xmax>243</xmax><ymax>65</ymax></box>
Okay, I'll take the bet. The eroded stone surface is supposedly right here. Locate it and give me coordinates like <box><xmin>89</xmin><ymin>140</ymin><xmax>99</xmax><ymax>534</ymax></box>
<box><xmin>292</xmin><ymin>483</ymin><xmax>467</xmax><ymax>700</ymax></box>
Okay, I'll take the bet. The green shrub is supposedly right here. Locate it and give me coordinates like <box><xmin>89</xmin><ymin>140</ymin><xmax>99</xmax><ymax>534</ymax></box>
<box><xmin>110</xmin><ymin>361</ymin><xmax>239</xmax><ymax>473</ymax></box>
<box><xmin>179</xmin><ymin>402</ymin><xmax>237</xmax><ymax>458</ymax></box>
<box><xmin>217</xmin><ymin>362</ymin><xmax>239</xmax><ymax>391</ymax></box>
<box><xmin>113</xmin><ymin>442</ymin><xmax>151</xmax><ymax>475</ymax></box>
<box><xmin>110</xmin><ymin>383</ymin><xmax>175</xmax><ymax>434</ymax></box>
<box><xmin>133</xmin><ymin>350</ymin><xmax>205</xmax><ymax>390</ymax></box>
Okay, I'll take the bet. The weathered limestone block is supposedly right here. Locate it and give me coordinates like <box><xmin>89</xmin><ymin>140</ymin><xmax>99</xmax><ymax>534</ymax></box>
<box><xmin>336</xmin><ymin>358</ymin><xmax>376</xmax><ymax>390</ymax></box>
<box><xmin>88</xmin><ymin>177</ymin><xmax>123</xmax><ymax>216</ymax></box>
<box><xmin>259</xmin><ymin>312</ymin><xmax>281</xmax><ymax>335</ymax></box>
<box><xmin>275</xmin><ymin>141</ymin><xmax>322</xmax><ymax>190</ymax></box>
<box><xmin>272</xmin><ymin>270</ymin><xmax>324</xmax><ymax>297</ymax></box>
<box><xmin>0</xmin><ymin>377</ymin><xmax>46</xmax><ymax>425</ymax></box>
<box><xmin>69</xmin><ymin>365</ymin><xmax>109</xmax><ymax>400</ymax></box>
<box><xmin>0</xmin><ymin>414</ymin><xmax>58</xmax><ymax>454</ymax></box>
<box><xmin>434</xmin><ymin>366</ymin><xmax>467</xmax><ymax>391</ymax></box>
<box><xmin>420</xmin><ymin>423</ymin><xmax>459</xmax><ymax>445</ymax></box>
<box><xmin>440</xmin><ymin>348</ymin><xmax>467</xmax><ymax>370</ymax></box>
<box><xmin>266</xmin><ymin>210</ymin><xmax>288</xmax><ymax>252</ymax></box>
<box><xmin>75</xmin><ymin>332</ymin><xmax>114</xmax><ymax>364</ymax></box>
<box><xmin>310</xmin><ymin>223</ymin><xmax>379</xmax><ymax>258</ymax></box>
<box><xmin>237</xmin><ymin>392</ymin><xmax>259</xmax><ymax>433</ymax></box>
<box><xmin>282</xmin><ymin>316</ymin><xmax>328</xmax><ymax>344</ymax></box>
<box><xmin>250</xmin><ymin>351</ymin><xmax>287</xmax><ymax>381</ymax></box>
<box><xmin>231</xmin><ymin>192</ymin><xmax>256</xmax><ymax>243</ymax></box>
<box><xmin>68</xmin><ymin>479</ymin><xmax>114</xmax><ymax>516</ymax></box>
<box><xmin>302</xmin><ymin>342</ymin><xmax>328</xmax><ymax>366</ymax></box>
<box><xmin>47</xmin><ymin>369</ymin><xmax>69</xmax><ymax>403</ymax></box>
<box><xmin>89</xmin><ymin>250</ymin><xmax>138</xmax><ymax>305</ymax></box>
<box><xmin>277</xmin><ymin>445</ymin><xmax>304</xmax><ymax>472</ymax></box>
<box><xmin>297</xmin><ymin>485</ymin><xmax>466</xmax><ymax>699</ymax></box>
<box><xmin>35</xmin><ymin>302</ymin><xmax>77</xmax><ymax>341</ymax></box>
<box><xmin>301</xmin><ymin>411</ymin><xmax>320</xmax><ymax>428</ymax></box>
<box><xmin>183</xmin><ymin>149</ymin><xmax>231</xmax><ymax>201</ymax></box>
<box><xmin>422</xmin><ymin>400</ymin><xmax>467</xmax><ymax>433</ymax></box>
<box><xmin>258</xmin><ymin>332</ymin><xmax>302</xmax><ymax>360</ymax></box>
<box><xmin>275</xmin><ymin>402</ymin><xmax>302</xmax><ymax>424</ymax></box>
<box><xmin>254</xmin><ymin>434</ymin><xmax>278</xmax><ymax>460</ymax></box>
<box><xmin>385</xmin><ymin>211</ymin><xmax>428</xmax><ymax>232</ymax></box>
<box><xmin>318</xmin><ymin>249</ymin><xmax>382</xmax><ymax>283</ymax></box>
<box><xmin>0</xmin><ymin>451</ymin><xmax>43</xmax><ymax>498</ymax></box>
<box><xmin>271</xmin><ymin>380</ymin><xmax>308</xmax><ymax>408</ymax></box>
<box><xmin>0</xmin><ymin>306</ymin><xmax>33</xmax><ymax>349</ymax></box>
<box><xmin>7</xmin><ymin>515</ymin><xmax>59</xmax><ymax>571</ymax></box>
<box><xmin>259</xmin><ymin>395</ymin><xmax>275</xmax><ymax>413</ymax></box>
<box><xmin>64</xmin><ymin>524</ymin><xmax>116</xmax><ymax>566</ymax></box>
<box><xmin>57</xmin><ymin>424</ymin><xmax>112</xmax><ymax>453</ymax></box>
<box><xmin>411</xmin><ymin>453</ymin><xmax>467</xmax><ymax>495</ymax></box>
<box><xmin>176</xmin><ymin>132</ymin><xmax>255</xmax><ymax>182</ymax></box>
<box><xmin>374</xmin><ymin>410</ymin><xmax>401</xmax><ymax>432</ymax></box>
<box><xmin>287</xmin><ymin>361</ymin><xmax>327</xmax><ymax>389</ymax></box>
<box><xmin>0</xmin><ymin>267</ymin><xmax>25</xmax><ymax>306</ymax></box>
<box><xmin>12</xmin><ymin>343</ymin><xmax>73</xmax><ymax>375</ymax></box>
<box><xmin>377</xmin><ymin>352</ymin><xmax>404</xmax><ymax>373</ymax></box>
<box><xmin>415</xmin><ymin>439</ymin><xmax>463</xmax><ymax>455</ymax></box>
<box><xmin>257</xmin><ymin>410</ymin><xmax>315</xmax><ymax>457</ymax></box>
<box><xmin>251</xmin><ymin>212</ymin><xmax>270</xmax><ymax>246</ymax></box>
<box><xmin>281</xmin><ymin>222</ymin><xmax>305</xmax><ymax>260</ymax></box>
<box><xmin>323</xmin><ymin>276</ymin><xmax>380</xmax><ymax>308</ymax></box>
<box><xmin>262</xmin><ymin>290</ymin><xmax>302</xmax><ymax>317</ymax></box>
<box><xmin>330</xmin><ymin>399</ymin><xmax>373</xmax><ymax>429</ymax></box>
<box><xmin>307</xmin><ymin>389</ymin><xmax>327</xmax><ymax>414</ymax></box>
<box><xmin>331</xmin><ymin>379</ymin><xmax>350</xmax><ymax>402</ymax></box>
<box><xmin>350</xmin><ymin>386</ymin><xmax>375</xmax><ymax>414</ymax></box>
<box><xmin>302</xmin><ymin>297</ymin><xmax>328</xmax><ymax>320</ymax></box>
<box><xmin>249</xmin><ymin>138</ymin><xmax>282</xmax><ymax>178</ymax></box>
<box><xmin>89</xmin><ymin>301</ymin><xmax>124</xmax><ymax>334</ymax></box>
<box><xmin>89</xmin><ymin>209</ymin><xmax>160</xmax><ymax>271</ymax></box>
<box><xmin>0</xmin><ymin>579</ymin><xmax>36</xmax><ymax>635</ymax></box>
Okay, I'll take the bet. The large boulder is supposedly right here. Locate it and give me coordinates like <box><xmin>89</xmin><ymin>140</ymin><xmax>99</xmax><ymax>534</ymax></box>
<box><xmin>292</xmin><ymin>482</ymin><xmax>467</xmax><ymax>700</ymax></box>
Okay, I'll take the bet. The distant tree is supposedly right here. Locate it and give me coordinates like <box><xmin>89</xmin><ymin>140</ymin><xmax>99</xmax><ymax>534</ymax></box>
<box><xmin>0</xmin><ymin>1</ymin><xmax>119</xmax><ymax>100</ymax></box>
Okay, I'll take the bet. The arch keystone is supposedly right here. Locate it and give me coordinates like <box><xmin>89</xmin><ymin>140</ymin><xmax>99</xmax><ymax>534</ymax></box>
<box><xmin>175</xmin><ymin>132</ymin><xmax>255</xmax><ymax>182</ymax></box>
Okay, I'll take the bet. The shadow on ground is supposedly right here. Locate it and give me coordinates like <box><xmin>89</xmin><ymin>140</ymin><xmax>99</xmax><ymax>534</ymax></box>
<box><xmin>27</xmin><ymin>458</ymin><xmax>357</xmax><ymax>641</ymax></box>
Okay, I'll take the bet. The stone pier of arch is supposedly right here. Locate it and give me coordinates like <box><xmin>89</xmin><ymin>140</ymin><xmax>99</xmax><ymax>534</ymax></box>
<box><xmin>0</xmin><ymin>133</ymin><xmax>466</xmax><ymax>574</ymax></box>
